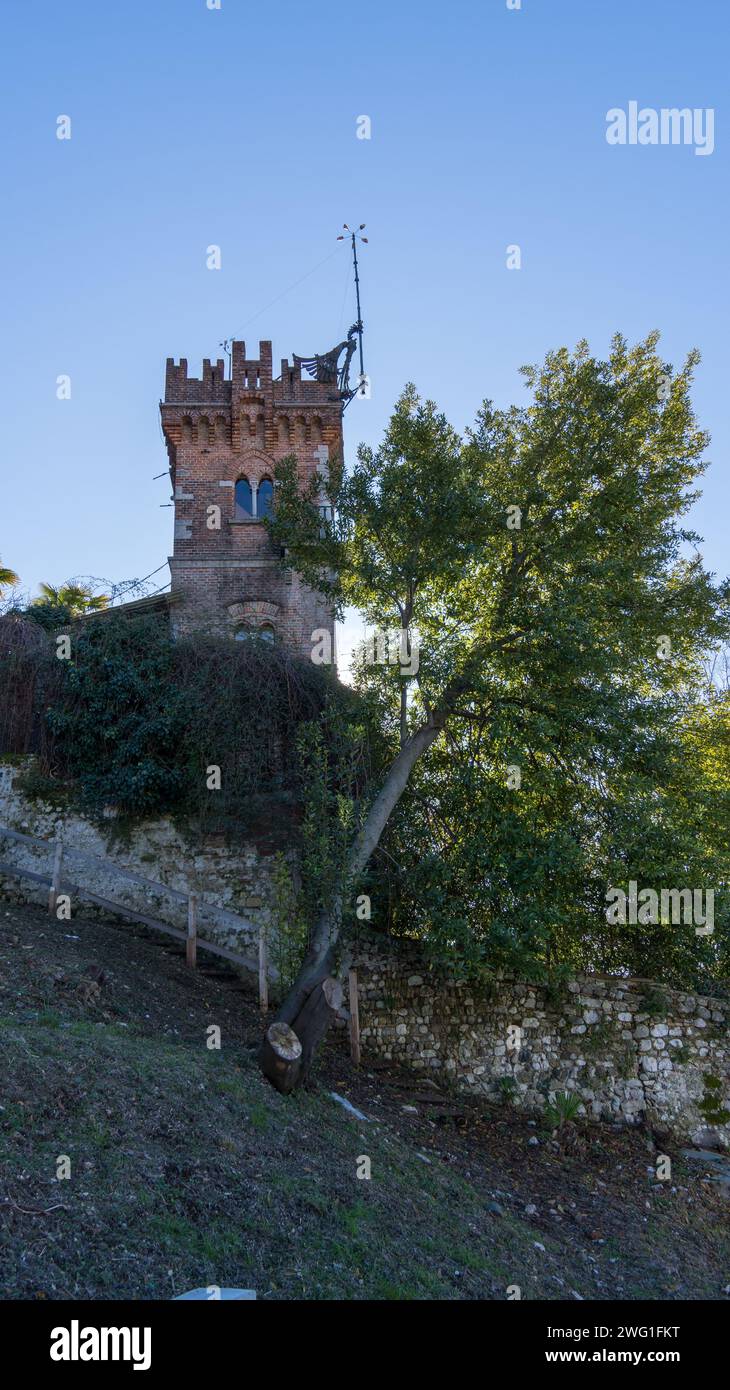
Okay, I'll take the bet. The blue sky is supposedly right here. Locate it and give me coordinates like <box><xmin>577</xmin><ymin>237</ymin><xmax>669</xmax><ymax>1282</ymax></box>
<box><xmin>1</xmin><ymin>0</ymin><xmax>727</xmax><ymax>661</ymax></box>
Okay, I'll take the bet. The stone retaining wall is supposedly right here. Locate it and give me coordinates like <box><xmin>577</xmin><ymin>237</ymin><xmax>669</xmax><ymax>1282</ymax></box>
<box><xmin>0</xmin><ymin>762</ymin><xmax>280</xmax><ymax>966</ymax></box>
<box><xmin>3</xmin><ymin>762</ymin><xmax>727</xmax><ymax>1147</ymax></box>
<box><xmin>352</xmin><ymin>935</ymin><xmax>730</xmax><ymax>1148</ymax></box>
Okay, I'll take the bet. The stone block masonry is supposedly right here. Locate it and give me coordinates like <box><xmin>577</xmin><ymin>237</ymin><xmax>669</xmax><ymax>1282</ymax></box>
<box><xmin>352</xmin><ymin>933</ymin><xmax>730</xmax><ymax>1148</ymax></box>
<box><xmin>0</xmin><ymin>765</ymin><xmax>280</xmax><ymax>963</ymax></box>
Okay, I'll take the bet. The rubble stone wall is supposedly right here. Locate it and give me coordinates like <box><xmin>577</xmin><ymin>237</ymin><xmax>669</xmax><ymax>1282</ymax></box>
<box><xmin>352</xmin><ymin>934</ymin><xmax>730</xmax><ymax>1148</ymax></box>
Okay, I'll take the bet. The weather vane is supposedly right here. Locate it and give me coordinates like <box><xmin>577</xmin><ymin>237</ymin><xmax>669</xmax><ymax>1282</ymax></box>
<box><xmin>293</xmin><ymin>224</ymin><xmax>368</xmax><ymax>407</ymax></box>
<box><xmin>219</xmin><ymin>338</ymin><xmax>233</xmax><ymax>374</ymax></box>
<box><xmin>337</xmin><ymin>223</ymin><xmax>367</xmax><ymax>395</ymax></box>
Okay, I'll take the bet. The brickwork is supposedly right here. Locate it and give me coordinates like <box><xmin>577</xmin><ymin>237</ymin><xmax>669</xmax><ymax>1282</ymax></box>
<box><xmin>160</xmin><ymin>338</ymin><xmax>340</xmax><ymax>656</ymax></box>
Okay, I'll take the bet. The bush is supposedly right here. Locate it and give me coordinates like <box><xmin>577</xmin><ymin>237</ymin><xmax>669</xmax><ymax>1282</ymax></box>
<box><xmin>544</xmin><ymin>1091</ymin><xmax>583</xmax><ymax>1129</ymax></box>
<box><xmin>1</xmin><ymin>612</ymin><xmax>370</xmax><ymax>838</ymax></box>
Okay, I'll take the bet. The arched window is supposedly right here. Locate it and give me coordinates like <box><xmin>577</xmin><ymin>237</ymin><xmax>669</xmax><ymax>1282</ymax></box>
<box><xmin>235</xmin><ymin>478</ymin><xmax>253</xmax><ymax>518</ymax></box>
<box><xmin>258</xmin><ymin>624</ymin><xmax>275</xmax><ymax>642</ymax></box>
<box><xmin>234</xmin><ymin>625</ymin><xmax>251</xmax><ymax>641</ymax></box>
<box><xmin>257</xmin><ymin>478</ymin><xmax>274</xmax><ymax>519</ymax></box>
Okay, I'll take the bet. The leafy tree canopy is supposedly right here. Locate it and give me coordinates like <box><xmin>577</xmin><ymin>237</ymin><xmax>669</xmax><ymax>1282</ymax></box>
<box><xmin>269</xmin><ymin>333</ymin><xmax>730</xmax><ymax>996</ymax></box>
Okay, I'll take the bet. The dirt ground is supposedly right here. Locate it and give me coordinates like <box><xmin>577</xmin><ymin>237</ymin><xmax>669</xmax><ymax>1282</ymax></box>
<box><xmin>0</xmin><ymin>901</ymin><xmax>727</xmax><ymax>1300</ymax></box>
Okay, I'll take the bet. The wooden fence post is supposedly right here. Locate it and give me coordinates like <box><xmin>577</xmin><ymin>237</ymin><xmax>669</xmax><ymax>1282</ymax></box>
<box><xmin>258</xmin><ymin>924</ymin><xmax>269</xmax><ymax>1014</ymax></box>
<box><xmin>48</xmin><ymin>838</ymin><xmax>63</xmax><ymax>918</ymax></box>
<box><xmin>186</xmin><ymin>892</ymin><xmax>198</xmax><ymax>969</ymax></box>
<box><xmin>348</xmin><ymin>968</ymin><xmax>361</xmax><ymax>1066</ymax></box>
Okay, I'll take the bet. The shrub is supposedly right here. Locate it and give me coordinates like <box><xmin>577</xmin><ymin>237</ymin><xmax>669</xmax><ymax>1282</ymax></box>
<box><xmin>640</xmin><ymin>987</ymin><xmax>670</xmax><ymax>1019</ymax></box>
<box><xmin>496</xmin><ymin>1075</ymin><xmax>517</xmax><ymax>1104</ymax></box>
<box><xmin>544</xmin><ymin>1090</ymin><xmax>583</xmax><ymax>1129</ymax></box>
<box><xmin>698</xmin><ymin>1073</ymin><xmax>730</xmax><ymax>1127</ymax></box>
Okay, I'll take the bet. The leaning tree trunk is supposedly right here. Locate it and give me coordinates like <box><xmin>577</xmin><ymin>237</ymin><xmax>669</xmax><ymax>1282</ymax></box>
<box><xmin>259</xmin><ymin>715</ymin><xmax>443</xmax><ymax>1093</ymax></box>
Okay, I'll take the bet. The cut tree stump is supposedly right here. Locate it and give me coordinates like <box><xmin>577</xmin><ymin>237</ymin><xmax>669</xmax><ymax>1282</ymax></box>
<box><xmin>260</xmin><ymin>975</ymin><xmax>345</xmax><ymax>1093</ymax></box>
<box><xmin>259</xmin><ymin>1021</ymin><xmax>302</xmax><ymax>1095</ymax></box>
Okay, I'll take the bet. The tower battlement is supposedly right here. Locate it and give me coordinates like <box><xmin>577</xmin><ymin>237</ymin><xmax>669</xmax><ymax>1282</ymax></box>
<box><xmin>164</xmin><ymin>355</ymin><xmax>229</xmax><ymax>404</ymax></box>
<box><xmin>164</xmin><ymin>339</ymin><xmax>346</xmax><ymax>407</ymax></box>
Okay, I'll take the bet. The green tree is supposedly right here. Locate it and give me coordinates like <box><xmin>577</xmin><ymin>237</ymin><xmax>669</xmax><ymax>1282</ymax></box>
<box><xmin>34</xmin><ymin>581</ymin><xmax>110</xmax><ymax>614</ymax></box>
<box><xmin>261</xmin><ymin>333</ymin><xmax>729</xmax><ymax>1088</ymax></box>
<box><xmin>0</xmin><ymin>558</ymin><xmax>19</xmax><ymax>590</ymax></box>
<box><xmin>376</xmin><ymin>676</ymin><xmax>730</xmax><ymax>991</ymax></box>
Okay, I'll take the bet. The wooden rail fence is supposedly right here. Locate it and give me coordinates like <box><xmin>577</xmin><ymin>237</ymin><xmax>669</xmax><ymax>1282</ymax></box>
<box><xmin>0</xmin><ymin>821</ymin><xmax>277</xmax><ymax>1008</ymax></box>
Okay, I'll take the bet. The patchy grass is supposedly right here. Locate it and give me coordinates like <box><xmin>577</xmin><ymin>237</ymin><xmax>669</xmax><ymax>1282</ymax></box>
<box><xmin>0</xmin><ymin>1013</ymin><xmax>556</xmax><ymax>1300</ymax></box>
<box><xmin>0</xmin><ymin>902</ymin><xmax>728</xmax><ymax>1301</ymax></box>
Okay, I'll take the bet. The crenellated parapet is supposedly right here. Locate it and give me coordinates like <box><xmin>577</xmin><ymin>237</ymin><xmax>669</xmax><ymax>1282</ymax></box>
<box><xmin>164</xmin><ymin>356</ymin><xmax>230</xmax><ymax>404</ymax></box>
<box><xmin>161</xmin><ymin>338</ymin><xmax>343</xmax><ymax>467</ymax></box>
<box><xmin>164</xmin><ymin>340</ymin><xmax>346</xmax><ymax>408</ymax></box>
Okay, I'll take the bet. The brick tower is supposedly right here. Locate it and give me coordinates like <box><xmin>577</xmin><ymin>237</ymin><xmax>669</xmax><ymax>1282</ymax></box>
<box><xmin>160</xmin><ymin>339</ymin><xmax>341</xmax><ymax>658</ymax></box>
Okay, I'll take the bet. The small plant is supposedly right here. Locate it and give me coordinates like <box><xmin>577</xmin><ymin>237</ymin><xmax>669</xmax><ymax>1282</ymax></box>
<box><xmin>640</xmin><ymin>987</ymin><xmax>670</xmax><ymax>1019</ymax></box>
<box><xmin>269</xmin><ymin>853</ymin><xmax>309</xmax><ymax>997</ymax></box>
<box><xmin>36</xmin><ymin>1008</ymin><xmax>61</xmax><ymax>1028</ymax></box>
<box><xmin>496</xmin><ymin>1075</ymin><xmax>517</xmax><ymax>1105</ymax></box>
<box><xmin>247</xmin><ymin>1101</ymin><xmax>270</xmax><ymax>1132</ymax></box>
<box><xmin>543</xmin><ymin>975</ymin><xmax>571</xmax><ymax>1010</ymax></box>
<box><xmin>668</xmin><ymin>1040</ymin><xmax>690</xmax><ymax>1065</ymax></box>
<box><xmin>582</xmin><ymin>1018</ymin><xmax>618</xmax><ymax>1055</ymax></box>
<box><xmin>544</xmin><ymin>1090</ymin><xmax>583</xmax><ymax>1129</ymax></box>
<box><xmin>14</xmin><ymin>765</ymin><xmax>71</xmax><ymax>807</ymax></box>
<box><xmin>616</xmin><ymin>1042</ymin><xmax>636</xmax><ymax>1078</ymax></box>
<box><xmin>698</xmin><ymin>1073</ymin><xmax>730</xmax><ymax>1127</ymax></box>
<box><xmin>340</xmin><ymin>1199</ymin><xmax>367</xmax><ymax>1237</ymax></box>
<box><xmin>472</xmin><ymin>970</ymin><xmax>498</xmax><ymax>1002</ymax></box>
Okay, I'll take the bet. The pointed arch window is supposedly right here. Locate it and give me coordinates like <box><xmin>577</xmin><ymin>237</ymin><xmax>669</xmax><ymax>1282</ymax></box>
<box><xmin>257</xmin><ymin>478</ymin><xmax>274</xmax><ymax>520</ymax></box>
<box><xmin>235</xmin><ymin>478</ymin><xmax>253</xmax><ymax>518</ymax></box>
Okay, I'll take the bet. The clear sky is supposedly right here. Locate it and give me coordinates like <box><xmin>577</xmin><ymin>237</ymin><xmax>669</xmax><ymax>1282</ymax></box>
<box><xmin>1</xmin><ymin>0</ymin><xmax>727</xmax><ymax>665</ymax></box>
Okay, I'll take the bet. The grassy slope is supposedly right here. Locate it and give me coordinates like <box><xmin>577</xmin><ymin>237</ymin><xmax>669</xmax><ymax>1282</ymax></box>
<box><xmin>0</xmin><ymin>903</ymin><xmax>728</xmax><ymax>1301</ymax></box>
